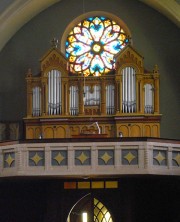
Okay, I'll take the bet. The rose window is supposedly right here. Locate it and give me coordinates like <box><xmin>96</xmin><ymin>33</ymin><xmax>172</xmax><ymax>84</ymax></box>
<box><xmin>65</xmin><ymin>16</ymin><xmax>129</xmax><ymax>76</ymax></box>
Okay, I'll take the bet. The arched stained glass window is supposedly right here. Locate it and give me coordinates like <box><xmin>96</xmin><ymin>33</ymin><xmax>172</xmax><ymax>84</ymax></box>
<box><xmin>94</xmin><ymin>198</ymin><xmax>113</xmax><ymax>222</ymax></box>
<box><xmin>66</xmin><ymin>16</ymin><xmax>129</xmax><ymax>76</ymax></box>
<box><xmin>67</xmin><ymin>194</ymin><xmax>113</xmax><ymax>222</ymax></box>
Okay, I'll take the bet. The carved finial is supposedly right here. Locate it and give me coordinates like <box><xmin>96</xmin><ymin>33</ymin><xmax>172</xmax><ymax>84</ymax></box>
<box><xmin>26</xmin><ymin>68</ymin><xmax>32</xmax><ymax>77</ymax></box>
<box><xmin>51</xmin><ymin>37</ymin><xmax>58</xmax><ymax>48</ymax></box>
<box><xmin>153</xmin><ymin>64</ymin><xmax>159</xmax><ymax>73</ymax></box>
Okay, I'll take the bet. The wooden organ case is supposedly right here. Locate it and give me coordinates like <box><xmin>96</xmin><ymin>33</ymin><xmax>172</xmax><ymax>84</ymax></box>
<box><xmin>24</xmin><ymin>45</ymin><xmax>161</xmax><ymax>139</ymax></box>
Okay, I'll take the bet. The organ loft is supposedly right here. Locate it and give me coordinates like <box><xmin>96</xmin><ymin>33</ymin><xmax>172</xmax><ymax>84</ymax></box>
<box><xmin>24</xmin><ymin>42</ymin><xmax>161</xmax><ymax>139</ymax></box>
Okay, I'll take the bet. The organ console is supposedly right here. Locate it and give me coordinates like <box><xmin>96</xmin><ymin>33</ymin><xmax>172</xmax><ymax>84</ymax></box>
<box><xmin>24</xmin><ymin>44</ymin><xmax>161</xmax><ymax>139</ymax></box>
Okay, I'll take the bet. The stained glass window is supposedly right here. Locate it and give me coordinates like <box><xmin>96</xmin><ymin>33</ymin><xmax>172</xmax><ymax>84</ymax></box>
<box><xmin>94</xmin><ymin>198</ymin><xmax>113</xmax><ymax>222</ymax></box>
<box><xmin>66</xmin><ymin>16</ymin><xmax>129</xmax><ymax>76</ymax></box>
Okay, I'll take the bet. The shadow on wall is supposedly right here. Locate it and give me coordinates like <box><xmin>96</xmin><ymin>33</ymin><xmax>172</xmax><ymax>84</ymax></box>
<box><xmin>0</xmin><ymin>122</ymin><xmax>21</xmax><ymax>141</ymax></box>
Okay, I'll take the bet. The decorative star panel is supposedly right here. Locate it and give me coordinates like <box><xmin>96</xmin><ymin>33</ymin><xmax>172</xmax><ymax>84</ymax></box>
<box><xmin>98</xmin><ymin>150</ymin><xmax>114</xmax><ymax>165</ymax></box>
<box><xmin>75</xmin><ymin>150</ymin><xmax>91</xmax><ymax>165</ymax></box>
<box><xmin>4</xmin><ymin>152</ymin><xmax>15</xmax><ymax>168</ymax></box>
<box><xmin>52</xmin><ymin>150</ymin><xmax>67</xmax><ymax>166</ymax></box>
<box><xmin>153</xmin><ymin>150</ymin><xmax>167</xmax><ymax>166</ymax></box>
<box><xmin>172</xmin><ymin>151</ymin><xmax>180</xmax><ymax>167</ymax></box>
<box><xmin>122</xmin><ymin>149</ymin><xmax>138</xmax><ymax>165</ymax></box>
<box><xmin>29</xmin><ymin>151</ymin><xmax>44</xmax><ymax>166</ymax></box>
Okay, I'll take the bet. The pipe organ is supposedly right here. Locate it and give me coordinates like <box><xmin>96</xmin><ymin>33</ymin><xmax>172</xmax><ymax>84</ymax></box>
<box><xmin>24</xmin><ymin>45</ymin><xmax>161</xmax><ymax>139</ymax></box>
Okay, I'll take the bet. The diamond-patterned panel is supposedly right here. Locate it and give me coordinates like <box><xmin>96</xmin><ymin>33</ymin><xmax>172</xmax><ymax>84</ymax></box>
<box><xmin>122</xmin><ymin>150</ymin><xmax>138</xmax><ymax>165</ymax></box>
<box><xmin>52</xmin><ymin>150</ymin><xmax>67</xmax><ymax>166</ymax></box>
<box><xmin>29</xmin><ymin>151</ymin><xmax>44</xmax><ymax>166</ymax></box>
<box><xmin>153</xmin><ymin>150</ymin><xmax>167</xmax><ymax>166</ymax></box>
<box><xmin>98</xmin><ymin>150</ymin><xmax>114</xmax><ymax>165</ymax></box>
<box><xmin>172</xmin><ymin>151</ymin><xmax>180</xmax><ymax>167</ymax></box>
<box><xmin>75</xmin><ymin>150</ymin><xmax>91</xmax><ymax>165</ymax></box>
<box><xmin>4</xmin><ymin>152</ymin><xmax>15</xmax><ymax>168</ymax></box>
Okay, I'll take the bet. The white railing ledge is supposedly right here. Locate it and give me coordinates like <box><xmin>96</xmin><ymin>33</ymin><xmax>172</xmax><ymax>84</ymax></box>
<box><xmin>0</xmin><ymin>138</ymin><xmax>179</xmax><ymax>177</ymax></box>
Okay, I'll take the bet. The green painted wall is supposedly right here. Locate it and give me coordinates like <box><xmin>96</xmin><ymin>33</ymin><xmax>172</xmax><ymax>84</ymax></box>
<box><xmin>0</xmin><ymin>0</ymin><xmax>179</xmax><ymax>139</ymax></box>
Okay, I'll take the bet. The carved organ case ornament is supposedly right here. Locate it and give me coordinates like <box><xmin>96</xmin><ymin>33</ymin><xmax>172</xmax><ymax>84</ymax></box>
<box><xmin>24</xmin><ymin>44</ymin><xmax>161</xmax><ymax>139</ymax></box>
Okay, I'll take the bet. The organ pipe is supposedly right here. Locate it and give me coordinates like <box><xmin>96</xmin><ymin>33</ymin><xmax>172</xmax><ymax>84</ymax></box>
<box><xmin>33</xmin><ymin>67</ymin><xmax>155</xmax><ymax>117</ymax></box>
<box><xmin>84</xmin><ymin>85</ymin><xmax>100</xmax><ymax>106</ymax></box>
<box><xmin>122</xmin><ymin>72</ymin><xmax>124</xmax><ymax>112</ymax></box>
<box><xmin>50</xmin><ymin>71</ymin><xmax>53</xmax><ymax>114</ymax></box>
<box><xmin>57</xmin><ymin>71</ymin><xmax>60</xmax><ymax>114</ymax></box>
<box><xmin>122</xmin><ymin>67</ymin><xmax>136</xmax><ymax>113</ymax></box>
<box><xmin>144</xmin><ymin>84</ymin><xmax>154</xmax><ymax>113</ymax></box>
<box><xmin>106</xmin><ymin>85</ymin><xmax>115</xmax><ymax>114</ymax></box>
<box><xmin>48</xmin><ymin>69</ymin><xmax>61</xmax><ymax>115</ymax></box>
<box><xmin>69</xmin><ymin>85</ymin><xmax>79</xmax><ymax>116</ymax></box>
<box><xmin>32</xmin><ymin>86</ymin><xmax>41</xmax><ymax>116</ymax></box>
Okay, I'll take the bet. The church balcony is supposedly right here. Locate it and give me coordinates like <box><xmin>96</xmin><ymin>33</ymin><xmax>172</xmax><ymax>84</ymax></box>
<box><xmin>0</xmin><ymin>138</ymin><xmax>179</xmax><ymax>178</ymax></box>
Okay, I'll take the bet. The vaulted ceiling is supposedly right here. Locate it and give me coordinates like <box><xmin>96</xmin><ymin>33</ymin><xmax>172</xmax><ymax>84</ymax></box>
<box><xmin>0</xmin><ymin>0</ymin><xmax>179</xmax><ymax>51</ymax></box>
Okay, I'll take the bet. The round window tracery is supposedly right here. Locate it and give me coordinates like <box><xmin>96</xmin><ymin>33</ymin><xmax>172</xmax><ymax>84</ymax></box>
<box><xmin>66</xmin><ymin>16</ymin><xmax>129</xmax><ymax>76</ymax></box>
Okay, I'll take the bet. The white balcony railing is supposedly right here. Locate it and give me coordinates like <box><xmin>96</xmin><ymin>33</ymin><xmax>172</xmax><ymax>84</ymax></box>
<box><xmin>0</xmin><ymin>138</ymin><xmax>180</xmax><ymax>177</ymax></box>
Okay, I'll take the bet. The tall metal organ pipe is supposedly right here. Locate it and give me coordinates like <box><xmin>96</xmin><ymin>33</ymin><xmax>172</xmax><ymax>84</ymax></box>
<box><xmin>145</xmin><ymin>84</ymin><xmax>153</xmax><ymax>113</ymax></box>
<box><xmin>106</xmin><ymin>85</ymin><xmax>115</xmax><ymax>114</ymax></box>
<box><xmin>48</xmin><ymin>70</ymin><xmax>61</xmax><ymax>115</ymax></box>
<box><xmin>122</xmin><ymin>67</ymin><xmax>136</xmax><ymax>113</ymax></box>
<box><xmin>32</xmin><ymin>86</ymin><xmax>41</xmax><ymax>116</ymax></box>
<box><xmin>69</xmin><ymin>85</ymin><xmax>78</xmax><ymax>115</ymax></box>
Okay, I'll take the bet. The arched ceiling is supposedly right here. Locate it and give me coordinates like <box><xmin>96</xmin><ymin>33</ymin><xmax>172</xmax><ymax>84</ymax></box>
<box><xmin>139</xmin><ymin>0</ymin><xmax>180</xmax><ymax>27</ymax></box>
<box><xmin>0</xmin><ymin>0</ymin><xmax>179</xmax><ymax>52</ymax></box>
